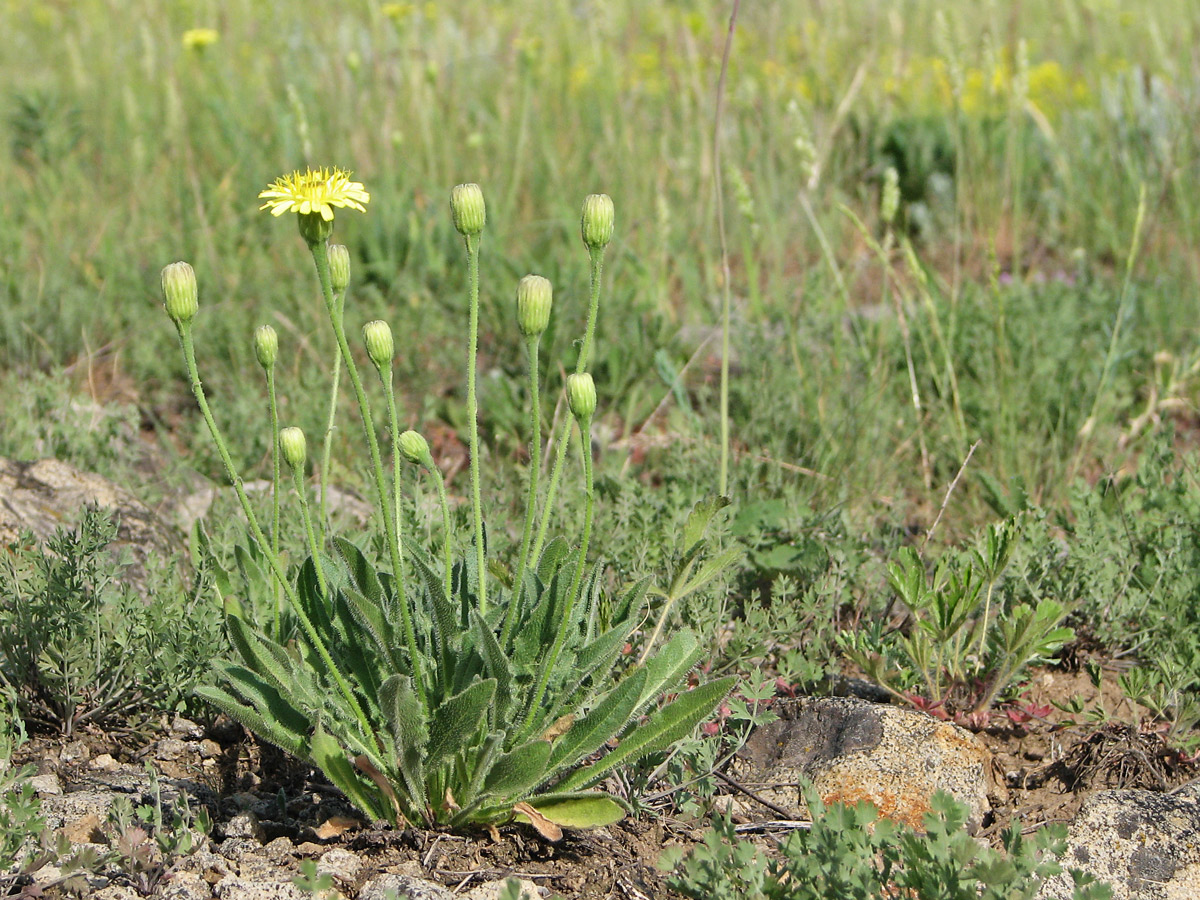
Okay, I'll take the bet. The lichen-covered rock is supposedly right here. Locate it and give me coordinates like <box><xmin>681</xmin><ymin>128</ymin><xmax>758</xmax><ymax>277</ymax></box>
<box><xmin>359</xmin><ymin>873</ymin><xmax>455</xmax><ymax>900</ymax></box>
<box><xmin>1037</xmin><ymin>787</ymin><xmax>1200</xmax><ymax>900</ymax></box>
<box><xmin>734</xmin><ymin>696</ymin><xmax>992</xmax><ymax>832</ymax></box>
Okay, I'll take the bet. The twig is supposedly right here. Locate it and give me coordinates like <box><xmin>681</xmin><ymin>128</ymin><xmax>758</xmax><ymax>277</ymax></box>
<box><xmin>921</xmin><ymin>438</ymin><xmax>981</xmax><ymax>551</ymax></box>
<box><xmin>713</xmin><ymin>769</ymin><xmax>800</xmax><ymax>820</ymax></box>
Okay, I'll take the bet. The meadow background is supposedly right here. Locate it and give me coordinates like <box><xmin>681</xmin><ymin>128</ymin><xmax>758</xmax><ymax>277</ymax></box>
<box><xmin>4</xmin><ymin>0</ymin><xmax>1200</xmax><ymax>747</ymax></box>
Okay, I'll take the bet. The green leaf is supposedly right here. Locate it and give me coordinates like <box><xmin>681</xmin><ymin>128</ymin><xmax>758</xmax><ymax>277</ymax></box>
<box><xmin>426</xmin><ymin>678</ymin><xmax>496</xmax><ymax>767</ymax></box>
<box><xmin>554</xmin><ymin>676</ymin><xmax>735</xmax><ymax>793</ymax></box>
<box><xmin>637</xmin><ymin>629</ymin><xmax>704</xmax><ymax>712</ymax></box>
<box><xmin>519</xmin><ymin>793</ymin><xmax>626</xmax><ymax>828</ymax></box>
<box><xmin>482</xmin><ymin>739</ymin><xmax>553</xmax><ymax>798</ymax></box>
<box><xmin>378</xmin><ymin>675</ymin><xmax>428</xmax><ymax>806</ymax></box>
<box><xmin>310</xmin><ymin>726</ymin><xmax>386</xmax><ymax>822</ymax></box>
<box><xmin>676</xmin><ymin>546</ymin><xmax>742</xmax><ymax>600</ymax></box>
<box><xmin>681</xmin><ymin>495</ymin><xmax>731</xmax><ymax>555</ymax></box>
<box><xmin>194</xmin><ymin>676</ymin><xmax>308</xmax><ymax>757</ymax></box>
<box><xmin>548</xmin><ymin>667</ymin><xmax>647</xmax><ymax>773</ymax></box>
<box><xmin>470</xmin><ymin>610</ymin><xmax>514</xmax><ymax>722</ymax></box>
<box><xmin>537</xmin><ymin>536</ymin><xmax>572</xmax><ymax>584</ymax></box>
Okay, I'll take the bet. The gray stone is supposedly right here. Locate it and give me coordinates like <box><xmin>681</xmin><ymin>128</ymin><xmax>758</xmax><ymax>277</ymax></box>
<box><xmin>29</xmin><ymin>773</ymin><xmax>62</xmax><ymax>796</ymax></box>
<box><xmin>171</xmin><ymin>717</ymin><xmax>206</xmax><ymax>739</ymax></box>
<box><xmin>224</xmin><ymin>811</ymin><xmax>267</xmax><ymax>843</ymax></box>
<box><xmin>0</xmin><ymin>456</ymin><xmax>179</xmax><ymax>590</ymax></box>
<box><xmin>157</xmin><ymin>738</ymin><xmax>191</xmax><ymax>761</ymax></box>
<box><xmin>1037</xmin><ymin>788</ymin><xmax>1200</xmax><ymax>900</ymax></box>
<box><xmin>213</xmin><ymin>878</ymin><xmax>313</xmax><ymax>900</ymax></box>
<box><xmin>733</xmin><ymin>696</ymin><xmax>991</xmax><ymax>833</ymax></box>
<box><xmin>317</xmin><ymin>848</ymin><xmax>364</xmax><ymax>887</ymax></box>
<box><xmin>359</xmin><ymin>873</ymin><xmax>455</xmax><ymax>900</ymax></box>
<box><xmin>464</xmin><ymin>879</ymin><xmax>545</xmax><ymax>899</ymax></box>
<box><xmin>91</xmin><ymin>886</ymin><xmax>143</xmax><ymax>900</ymax></box>
<box><xmin>160</xmin><ymin>871</ymin><xmax>216</xmax><ymax>900</ymax></box>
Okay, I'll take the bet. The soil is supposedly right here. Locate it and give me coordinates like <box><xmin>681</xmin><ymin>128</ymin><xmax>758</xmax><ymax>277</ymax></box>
<box><xmin>11</xmin><ymin>651</ymin><xmax>1198</xmax><ymax>900</ymax></box>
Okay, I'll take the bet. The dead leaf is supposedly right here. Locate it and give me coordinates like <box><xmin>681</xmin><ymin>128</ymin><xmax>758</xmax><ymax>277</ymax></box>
<box><xmin>314</xmin><ymin>815</ymin><xmax>361</xmax><ymax>840</ymax></box>
<box><xmin>513</xmin><ymin>801</ymin><xmax>563</xmax><ymax>842</ymax></box>
<box><xmin>444</xmin><ymin>786</ymin><xmax>460</xmax><ymax>811</ymax></box>
<box><xmin>540</xmin><ymin>714</ymin><xmax>575</xmax><ymax>742</ymax></box>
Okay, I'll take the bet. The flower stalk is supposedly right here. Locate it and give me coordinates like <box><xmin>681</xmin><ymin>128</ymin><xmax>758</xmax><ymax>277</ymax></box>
<box><xmin>451</xmin><ymin>183</ymin><xmax>488</xmax><ymax>612</ymax></box>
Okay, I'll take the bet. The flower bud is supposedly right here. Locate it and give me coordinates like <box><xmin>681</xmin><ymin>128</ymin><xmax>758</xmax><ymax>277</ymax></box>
<box><xmin>566</xmin><ymin>372</ymin><xmax>596</xmax><ymax>422</ymax></box>
<box><xmin>450</xmin><ymin>183</ymin><xmax>486</xmax><ymax>236</ymax></box>
<box><xmin>581</xmin><ymin>193</ymin><xmax>614</xmax><ymax>250</ymax></box>
<box><xmin>298</xmin><ymin>211</ymin><xmax>334</xmax><ymax>246</ymax></box>
<box><xmin>881</xmin><ymin>166</ymin><xmax>900</xmax><ymax>225</ymax></box>
<box><xmin>161</xmin><ymin>261</ymin><xmax>199</xmax><ymax>325</ymax></box>
<box><xmin>279</xmin><ymin>426</ymin><xmax>307</xmax><ymax>470</ymax></box>
<box><xmin>398</xmin><ymin>430</ymin><xmax>434</xmax><ymax>468</ymax></box>
<box><xmin>253</xmin><ymin>325</ymin><xmax>278</xmax><ymax>370</ymax></box>
<box><xmin>516</xmin><ymin>274</ymin><xmax>552</xmax><ymax>338</ymax></box>
<box><xmin>363</xmin><ymin>320</ymin><xmax>394</xmax><ymax>367</ymax></box>
<box><xmin>328</xmin><ymin>244</ymin><xmax>351</xmax><ymax>294</ymax></box>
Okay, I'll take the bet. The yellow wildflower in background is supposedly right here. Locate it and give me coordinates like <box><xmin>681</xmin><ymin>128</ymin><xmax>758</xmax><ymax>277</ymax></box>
<box><xmin>182</xmin><ymin>28</ymin><xmax>219</xmax><ymax>51</ymax></box>
<box><xmin>258</xmin><ymin>167</ymin><xmax>370</xmax><ymax>221</ymax></box>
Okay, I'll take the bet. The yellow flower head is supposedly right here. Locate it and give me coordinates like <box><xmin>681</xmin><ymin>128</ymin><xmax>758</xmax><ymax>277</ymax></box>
<box><xmin>258</xmin><ymin>167</ymin><xmax>370</xmax><ymax>222</ymax></box>
<box><xmin>182</xmin><ymin>28</ymin><xmax>219</xmax><ymax>51</ymax></box>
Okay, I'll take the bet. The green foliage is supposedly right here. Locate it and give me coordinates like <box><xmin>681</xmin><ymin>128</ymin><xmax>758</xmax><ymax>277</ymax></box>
<box><xmin>0</xmin><ymin>763</ymin><xmax>53</xmax><ymax>893</ymax></box>
<box><xmin>665</xmin><ymin>789</ymin><xmax>1112</xmax><ymax>900</ymax></box>
<box><xmin>0</xmin><ymin>506</ymin><xmax>225</xmax><ymax>735</ymax></box>
<box><xmin>178</xmin><ymin>185</ymin><xmax>733</xmax><ymax>832</ymax></box>
<box><xmin>839</xmin><ymin>518</ymin><xmax>1074</xmax><ymax>717</ymax></box>
<box><xmin>101</xmin><ymin>766</ymin><xmax>212</xmax><ymax>895</ymax></box>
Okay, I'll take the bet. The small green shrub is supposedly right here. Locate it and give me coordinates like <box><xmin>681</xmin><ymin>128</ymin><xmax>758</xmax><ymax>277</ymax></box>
<box><xmin>0</xmin><ymin>506</ymin><xmax>224</xmax><ymax>735</ymax></box>
<box><xmin>839</xmin><ymin>517</ymin><xmax>1074</xmax><ymax>719</ymax></box>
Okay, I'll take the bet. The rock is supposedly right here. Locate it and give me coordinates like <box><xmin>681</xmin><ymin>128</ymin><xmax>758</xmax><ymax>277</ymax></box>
<box><xmin>464</xmin><ymin>878</ymin><xmax>545</xmax><ymax>899</ymax></box>
<box><xmin>92</xmin><ymin>886</ymin><xmax>143</xmax><ymax>900</ymax></box>
<box><xmin>61</xmin><ymin>740</ymin><xmax>90</xmax><ymax>763</ymax></box>
<box><xmin>0</xmin><ymin>456</ymin><xmax>180</xmax><ymax>590</ymax></box>
<box><xmin>213</xmin><ymin>878</ymin><xmax>314</xmax><ymax>900</ymax></box>
<box><xmin>317</xmin><ymin>848</ymin><xmax>364</xmax><ymax>887</ymax></box>
<box><xmin>359</xmin><ymin>873</ymin><xmax>455</xmax><ymax>900</ymax></box>
<box><xmin>29</xmin><ymin>773</ymin><xmax>62</xmax><ymax>796</ymax></box>
<box><xmin>733</xmin><ymin>696</ymin><xmax>991</xmax><ymax>833</ymax></box>
<box><xmin>224</xmin><ymin>811</ymin><xmax>267</xmax><ymax>843</ymax></box>
<box><xmin>157</xmin><ymin>738</ymin><xmax>190</xmax><ymax>761</ymax></box>
<box><xmin>171</xmin><ymin>717</ymin><xmax>206</xmax><ymax>739</ymax></box>
<box><xmin>1037</xmin><ymin>787</ymin><xmax>1200</xmax><ymax>900</ymax></box>
<box><xmin>40</xmin><ymin>787</ymin><xmax>116</xmax><ymax>836</ymax></box>
<box><xmin>90</xmin><ymin>753</ymin><xmax>119</xmax><ymax>771</ymax></box>
<box><xmin>160</xmin><ymin>871</ymin><xmax>216</xmax><ymax>900</ymax></box>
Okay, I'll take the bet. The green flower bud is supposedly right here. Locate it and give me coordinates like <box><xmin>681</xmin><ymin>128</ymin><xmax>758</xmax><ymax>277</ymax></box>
<box><xmin>328</xmin><ymin>244</ymin><xmax>351</xmax><ymax>294</ymax></box>
<box><xmin>398</xmin><ymin>430</ymin><xmax>434</xmax><ymax>468</ymax></box>
<box><xmin>516</xmin><ymin>274</ymin><xmax>553</xmax><ymax>338</ymax></box>
<box><xmin>297</xmin><ymin>211</ymin><xmax>334</xmax><ymax>246</ymax></box>
<box><xmin>363</xmin><ymin>320</ymin><xmax>394</xmax><ymax>367</ymax></box>
<box><xmin>881</xmin><ymin>166</ymin><xmax>900</xmax><ymax>225</ymax></box>
<box><xmin>161</xmin><ymin>261</ymin><xmax>199</xmax><ymax>325</ymax></box>
<box><xmin>581</xmin><ymin>193</ymin><xmax>614</xmax><ymax>250</ymax></box>
<box><xmin>566</xmin><ymin>372</ymin><xmax>596</xmax><ymax>422</ymax></box>
<box><xmin>253</xmin><ymin>325</ymin><xmax>278</xmax><ymax>370</ymax></box>
<box><xmin>279</xmin><ymin>426</ymin><xmax>307</xmax><ymax>470</ymax></box>
<box><xmin>450</xmin><ymin>183</ymin><xmax>486</xmax><ymax>236</ymax></box>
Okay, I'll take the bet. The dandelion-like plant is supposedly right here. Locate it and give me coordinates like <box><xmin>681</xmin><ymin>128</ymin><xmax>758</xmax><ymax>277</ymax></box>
<box><xmin>167</xmin><ymin>171</ymin><xmax>734</xmax><ymax>834</ymax></box>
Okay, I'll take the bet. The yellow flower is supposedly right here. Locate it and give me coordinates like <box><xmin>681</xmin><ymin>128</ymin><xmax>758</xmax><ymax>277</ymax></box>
<box><xmin>258</xmin><ymin>167</ymin><xmax>370</xmax><ymax>222</ymax></box>
<box><xmin>182</xmin><ymin>28</ymin><xmax>219</xmax><ymax>51</ymax></box>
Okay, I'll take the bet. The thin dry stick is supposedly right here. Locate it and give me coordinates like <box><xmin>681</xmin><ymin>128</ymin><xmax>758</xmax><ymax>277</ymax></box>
<box><xmin>922</xmin><ymin>438</ymin><xmax>981</xmax><ymax>551</ymax></box>
<box><xmin>713</xmin><ymin>0</ymin><xmax>741</xmax><ymax>497</ymax></box>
